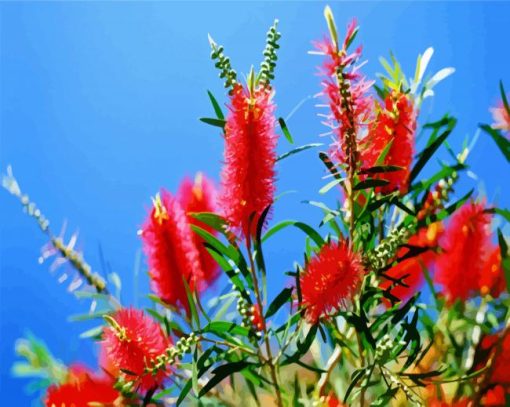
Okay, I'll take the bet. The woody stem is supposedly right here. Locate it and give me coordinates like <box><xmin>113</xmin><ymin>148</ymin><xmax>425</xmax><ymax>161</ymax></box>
<box><xmin>246</xmin><ymin>236</ymin><xmax>283</xmax><ymax>407</ymax></box>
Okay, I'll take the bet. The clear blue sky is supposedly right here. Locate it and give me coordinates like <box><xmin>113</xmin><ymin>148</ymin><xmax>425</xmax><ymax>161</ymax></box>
<box><xmin>1</xmin><ymin>2</ymin><xmax>509</xmax><ymax>403</ymax></box>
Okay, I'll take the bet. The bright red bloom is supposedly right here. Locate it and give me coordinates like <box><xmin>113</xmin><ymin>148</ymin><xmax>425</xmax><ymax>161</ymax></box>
<box><xmin>300</xmin><ymin>240</ymin><xmax>364</xmax><ymax>324</ymax></box>
<box><xmin>45</xmin><ymin>365</ymin><xmax>120</xmax><ymax>407</ymax></box>
<box><xmin>480</xmin><ymin>246</ymin><xmax>506</xmax><ymax>298</ymax></box>
<box><xmin>483</xmin><ymin>385</ymin><xmax>507</xmax><ymax>406</ymax></box>
<box><xmin>428</xmin><ymin>398</ymin><xmax>470</xmax><ymax>407</ymax></box>
<box><xmin>101</xmin><ymin>308</ymin><xmax>170</xmax><ymax>391</ymax></box>
<box><xmin>381</xmin><ymin>222</ymin><xmax>443</xmax><ymax>303</ymax></box>
<box><xmin>220</xmin><ymin>83</ymin><xmax>277</xmax><ymax>237</ymax></box>
<box><xmin>141</xmin><ymin>189</ymin><xmax>204</xmax><ymax>311</ymax></box>
<box><xmin>435</xmin><ymin>201</ymin><xmax>493</xmax><ymax>303</ymax></box>
<box><xmin>361</xmin><ymin>91</ymin><xmax>417</xmax><ymax>195</ymax></box>
<box><xmin>178</xmin><ymin>173</ymin><xmax>220</xmax><ymax>286</ymax></box>
<box><xmin>314</xmin><ymin>20</ymin><xmax>373</xmax><ymax>166</ymax></box>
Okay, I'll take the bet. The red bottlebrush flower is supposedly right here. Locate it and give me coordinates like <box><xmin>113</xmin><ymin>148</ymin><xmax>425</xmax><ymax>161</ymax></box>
<box><xmin>490</xmin><ymin>100</ymin><xmax>510</xmax><ymax>135</ymax></box>
<box><xmin>380</xmin><ymin>222</ymin><xmax>443</xmax><ymax>303</ymax></box>
<box><xmin>361</xmin><ymin>91</ymin><xmax>417</xmax><ymax>195</ymax></box>
<box><xmin>141</xmin><ymin>189</ymin><xmax>204</xmax><ymax>311</ymax></box>
<box><xmin>435</xmin><ymin>201</ymin><xmax>493</xmax><ymax>303</ymax></box>
<box><xmin>178</xmin><ymin>173</ymin><xmax>220</xmax><ymax>286</ymax></box>
<box><xmin>480</xmin><ymin>246</ymin><xmax>506</xmax><ymax>298</ymax></box>
<box><xmin>45</xmin><ymin>365</ymin><xmax>120</xmax><ymax>407</ymax></box>
<box><xmin>102</xmin><ymin>308</ymin><xmax>170</xmax><ymax>391</ymax></box>
<box><xmin>220</xmin><ymin>83</ymin><xmax>277</xmax><ymax>237</ymax></box>
<box><xmin>314</xmin><ymin>20</ymin><xmax>373</xmax><ymax>167</ymax></box>
<box><xmin>483</xmin><ymin>385</ymin><xmax>507</xmax><ymax>406</ymax></box>
<box><xmin>300</xmin><ymin>240</ymin><xmax>364</xmax><ymax>324</ymax></box>
<box><xmin>428</xmin><ymin>398</ymin><xmax>470</xmax><ymax>407</ymax></box>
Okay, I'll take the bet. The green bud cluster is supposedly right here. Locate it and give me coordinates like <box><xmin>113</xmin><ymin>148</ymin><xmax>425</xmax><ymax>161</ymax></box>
<box><xmin>209</xmin><ymin>35</ymin><xmax>237</xmax><ymax>92</ymax></box>
<box><xmin>150</xmin><ymin>332</ymin><xmax>199</xmax><ymax>373</ymax></box>
<box><xmin>51</xmin><ymin>237</ymin><xmax>107</xmax><ymax>293</ymax></box>
<box><xmin>2</xmin><ymin>166</ymin><xmax>50</xmax><ymax>232</ymax></box>
<box><xmin>365</xmin><ymin>224</ymin><xmax>415</xmax><ymax>271</ymax></box>
<box><xmin>375</xmin><ymin>333</ymin><xmax>394</xmax><ymax>361</ymax></box>
<box><xmin>259</xmin><ymin>20</ymin><xmax>281</xmax><ymax>86</ymax></box>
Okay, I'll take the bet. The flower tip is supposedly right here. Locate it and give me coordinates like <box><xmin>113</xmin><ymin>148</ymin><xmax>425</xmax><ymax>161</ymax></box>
<box><xmin>207</xmin><ymin>33</ymin><xmax>217</xmax><ymax>48</ymax></box>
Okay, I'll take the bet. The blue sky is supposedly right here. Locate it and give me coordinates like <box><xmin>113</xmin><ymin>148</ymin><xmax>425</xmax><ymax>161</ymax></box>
<box><xmin>1</xmin><ymin>1</ymin><xmax>509</xmax><ymax>403</ymax></box>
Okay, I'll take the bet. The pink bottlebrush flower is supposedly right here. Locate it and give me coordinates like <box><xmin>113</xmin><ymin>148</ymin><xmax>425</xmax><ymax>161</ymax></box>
<box><xmin>141</xmin><ymin>189</ymin><xmax>204</xmax><ymax>312</ymax></box>
<box><xmin>101</xmin><ymin>308</ymin><xmax>170</xmax><ymax>391</ymax></box>
<box><xmin>435</xmin><ymin>201</ymin><xmax>493</xmax><ymax>303</ymax></box>
<box><xmin>479</xmin><ymin>246</ymin><xmax>506</xmax><ymax>298</ymax></box>
<box><xmin>177</xmin><ymin>173</ymin><xmax>221</xmax><ymax>286</ymax></box>
<box><xmin>361</xmin><ymin>91</ymin><xmax>417</xmax><ymax>195</ymax></box>
<box><xmin>490</xmin><ymin>100</ymin><xmax>510</xmax><ymax>135</ymax></box>
<box><xmin>314</xmin><ymin>19</ymin><xmax>373</xmax><ymax>167</ymax></box>
<box><xmin>220</xmin><ymin>83</ymin><xmax>277</xmax><ymax>238</ymax></box>
<box><xmin>45</xmin><ymin>365</ymin><xmax>121</xmax><ymax>407</ymax></box>
<box><xmin>300</xmin><ymin>240</ymin><xmax>364</xmax><ymax>324</ymax></box>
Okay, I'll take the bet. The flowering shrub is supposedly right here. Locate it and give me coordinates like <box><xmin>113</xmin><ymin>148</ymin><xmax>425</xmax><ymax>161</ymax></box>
<box><xmin>4</xmin><ymin>6</ymin><xmax>510</xmax><ymax>406</ymax></box>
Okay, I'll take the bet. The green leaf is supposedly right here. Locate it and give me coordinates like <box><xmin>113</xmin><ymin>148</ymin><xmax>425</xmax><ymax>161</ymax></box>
<box><xmin>265</xmin><ymin>287</ymin><xmax>293</xmax><ymax>319</ymax></box>
<box><xmin>410</xmin><ymin>116</ymin><xmax>457</xmax><ymax>182</ymax></box>
<box><xmin>500</xmin><ymin>80</ymin><xmax>510</xmax><ymax>117</ymax></box>
<box><xmin>353</xmin><ymin>178</ymin><xmax>390</xmax><ymax>191</ymax></box>
<box><xmin>497</xmin><ymin>229</ymin><xmax>510</xmax><ymax>294</ymax></box>
<box><xmin>262</xmin><ymin>220</ymin><xmax>324</xmax><ymax>247</ymax></box>
<box><xmin>79</xmin><ymin>326</ymin><xmax>103</xmax><ymax>339</ymax></box>
<box><xmin>200</xmin><ymin>117</ymin><xmax>226</xmax><ymax>129</ymax></box>
<box><xmin>189</xmin><ymin>212</ymin><xmax>228</xmax><ymax>233</ymax></box>
<box><xmin>202</xmin><ymin>321</ymin><xmax>250</xmax><ymax>337</ymax></box>
<box><xmin>319</xmin><ymin>177</ymin><xmax>345</xmax><ymax>194</ymax></box>
<box><xmin>277</xmin><ymin>143</ymin><xmax>323</xmax><ymax>162</ymax></box>
<box><xmin>182</xmin><ymin>277</ymin><xmax>200</xmax><ymax>330</ymax></box>
<box><xmin>176</xmin><ymin>380</ymin><xmax>193</xmax><ymax>406</ymax></box>
<box><xmin>199</xmin><ymin>360</ymin><xmax>250</xmax><ymax>397</ymax></box>
<box><xmin>278</xmin><ymin>117</ymin><xmax>294</xmax><ymax>144</ymax></box>
<box><xmin>344</xmin><ymin>369</ymin><xmax>365</xmax><ymax>403</ymax></box>
<box><xmin>207</xmin><ymin>90</ymin><xmax>225</xmax><ymax>120</ymax></box>
<box><xmin>480</xmin><ymin>124</ymin><xmax>510</xmax><ymax>163</ymax></box>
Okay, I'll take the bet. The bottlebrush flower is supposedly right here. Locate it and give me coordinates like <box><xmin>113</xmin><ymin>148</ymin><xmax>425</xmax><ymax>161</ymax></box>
<box><xmin>178</xmin><ymin>173</ymin><xmax>220</xmax><ymax>286</ymax></box>
<box><xmin>490</xmin><ymin>101</ymin><xmax>510</xmax><ymax>134</ymax></box>
<box><xmin>480</xmin><ymin>246</ymin><xmax>506</xmax><ymax>298</ymax></box>
<box><xmin>483</xmin><ymin>385</ymin><xmax>507</xmax><ymax>406</ymax></box>
<box><xmin>220</xmin><ymin>83</ymin><xmax>277</xmax><ymax>237</ymax></box>
<box><xmin>300</xmin><ymin>240</ymin><xmax>364</xmax><ymax>324</ymax></box>
<box><xmin>361</xmin><ymin>90</ymin><xmax>417</xmax><ymax>195</ymax></box>
<box><xmin>45</xmin><ymin>365</ymin><xmax>120</xmax><ymax>407</ymax></box>
<box><xmin>101</xmin><ymin>308</ymin><xmax>170</xmax><ymax>391</ymax></box>
<box><xmin>435</xmin><ymin>201</ymin><xmax>493</xmax><ymax>303</ymax></box>
<box><xmin>314</xmin><ymin>19</ymin><xmax>373</xmax><ymax>167</ymax></box>
<box><xmin>141</xmin><ymin>189</ymin><xmax>204</xmax><ymax>311</ymax></box>
<box><xmin>380</xmin><ymin>222</ymin><xmax>443</xmax><ymax>303</ymax></box>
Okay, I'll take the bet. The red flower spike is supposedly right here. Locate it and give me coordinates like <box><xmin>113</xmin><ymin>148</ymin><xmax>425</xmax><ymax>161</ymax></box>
<box><xmin>45</xmin><ymin>365</ymin><xmax>120</xmax><ymax>407</ymax></box>
<box><xmin>491</xmin><ymin>100</ymin><xmax>510</xmax><ymax>135</ymax></box>
<box><xmin>435</xmin><ymin>201</ymin><xmax>493</xmax><ymax>303</ymax></box>
<box><xmin>178</xmin><ymin>173</ymin><xmax>221</xmax><ymax>286</ymax></box>
<box><xmin>480</xmin><ymin>246</ymin><xmax>506</xmax><ymax>298</ymax></box>
<box><xmin>220</xmin><ymin>83</ymin><xmax>277</xmax><ymax>238</ymax></box>
<box><xmin>361</xmin><ymin>91</ymin><xmax>417</xmax><ymax>195</ymax></box>
<box><xmin>300</xmin><ymin>240</ymin><xmax>364</xmax><ymax>324</ymax></box>
<box><xmin>101</xmin><ymin>308</ymin><xmax>171</xmax><ymax>391</ymax></box>
<box><xmin>483</xmin><ymin>385</ymin><xmax>508</xmax><ymax>406</ymax></box>
<box><xmin>380</xmin><ymin>222</ymin><xmax>443</xmax><ymax>303</ymax></box>
<box><xmin>141</xmin><ymin>189</ymin><xmax>204</xmax><ymax>311</ymax></box>
<box><xmin>314</xmin><ymin>20</ymin><xmax>373</xmax><ymax>166</ymax></box>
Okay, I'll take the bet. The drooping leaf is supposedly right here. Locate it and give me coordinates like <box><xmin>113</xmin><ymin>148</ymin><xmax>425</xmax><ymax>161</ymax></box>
<box><xmin>480</xmin><ymin>124</ymin><xmax>510</xmax><ymax>163</ymax></box>
<box><xmin>277</xmin><ymin>143</ymin><xmax>323</xmax><ymax>162</ymax></box>
<box><xmin>199</xmin><ymin>360</ymin><xmax>251</xmax><ymax>397</ymax></box>
<box><xmin>354</xmin><ymin>178</ymin><xmax>390</xmax><ymax>191</ymax></box>
<box><xmin>497</xmin><ymin>229</ymin><xmax>510</xmax><ymax>294</ymax></box>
